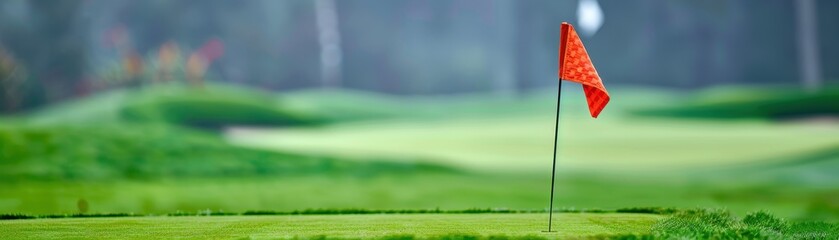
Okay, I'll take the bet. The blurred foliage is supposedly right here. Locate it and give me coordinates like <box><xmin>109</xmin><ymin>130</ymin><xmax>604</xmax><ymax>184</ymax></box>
<box><xmin>0</xmin><ymin>0</ymin><xmax>86</xmax><ymax>107</ymax></box>
<box><xmin>3</xmin><ymin>0</ymin><xmax>839</xmax><ymax>112</ymax></box>
<box><xmin>0</xmin><ymin>47</ymin><xmax>27</xmax><ymax>112</ymax></box>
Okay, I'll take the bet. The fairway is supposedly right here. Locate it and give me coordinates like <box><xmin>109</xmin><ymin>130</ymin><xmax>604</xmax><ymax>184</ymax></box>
<box><xmin>0</xmin><ymin>213</ymin><xmax>662</xmax><ymax>239</ymax></box>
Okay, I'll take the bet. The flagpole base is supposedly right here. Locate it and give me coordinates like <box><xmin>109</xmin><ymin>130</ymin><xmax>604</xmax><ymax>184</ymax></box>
<box><xmin>541</xmin><ymin>231</ymin><xmax>557</xmax><ymax>233</ymax></box>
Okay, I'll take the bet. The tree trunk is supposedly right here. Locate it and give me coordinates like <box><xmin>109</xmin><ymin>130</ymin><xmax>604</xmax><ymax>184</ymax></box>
<box><xmin>491</xmin><ymin>0</ymin><xmax>516</xmax><ymax>97</ymax></box>
<box><xmin>795</xmin><ymin>0</ymin><xmax>822</xmax><ymax>91</ymax></box>
<box><xmin>315</xmin><ymin>0</ymin><xmax>342</xmax><ymax>88</ymax></box>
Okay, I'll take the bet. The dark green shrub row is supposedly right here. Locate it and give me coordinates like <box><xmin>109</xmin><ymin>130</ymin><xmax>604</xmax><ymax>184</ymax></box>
<box><xmin>555</xmin><ymin>208</ymin><xmax>610</xmax><ymax>213</ymax></box>
<box><xmin>241</xmin><ymin>208</ymin><xmax>618</xmax><ymax>216</ymax></box>
<box><xmin>210</xmin><ymin>212</ymin><xmax>238</xmax><ymax>216</ymax></box>
<box><xmin>167</xmin><ymin>211</ymin><xmax>237</xmax><ymax>217</ymax></box>
<box><xmin>167</xmin><ymin>212</ymin><xmax>193</xmax><ymax>217</ymax></box>
<box><xmin>0</xmin><ymin>214</ymin><xmax>36</xmax><ymax>220</ymax></box>
<box><xmin>298</xmin><ymin>234</ymin><xmax>549</xmax><ymax>240</ymax></box>
<box><xmin>2</xmin><ymin>208</ymin><xmax>632</xmax><ymax>220</ymax></box>
<box><xmin>615</xmin><ymin>207</ymin><xmax>680</xmax><ymax>215</ymax></box>
<box><xmin>242</xmin><ymin>208</ymin><xmax>528</xmax><ymax>216</ymax></box>
<box><xmin>0</xmin><ymin>213</ymin><xmax>141</xmax><ymax>219</ymax></box>
<box><xmin>63</xmin><ymin>213</ymin><xmax>137</xmax><ymax>218</ymax></box>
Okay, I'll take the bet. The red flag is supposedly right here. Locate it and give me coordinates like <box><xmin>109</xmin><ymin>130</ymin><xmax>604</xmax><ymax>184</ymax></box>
<box><xmin>559</xmin><ymin>22</ymin><xmax>610</xmax><ymax>118</ymax></box>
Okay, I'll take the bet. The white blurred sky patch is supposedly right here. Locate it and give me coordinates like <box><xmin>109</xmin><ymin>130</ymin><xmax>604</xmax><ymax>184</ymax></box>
<box><xmin>577</xmin><ymin>0</ymin><xmax>604</xmax><ymax>37</ymax></box>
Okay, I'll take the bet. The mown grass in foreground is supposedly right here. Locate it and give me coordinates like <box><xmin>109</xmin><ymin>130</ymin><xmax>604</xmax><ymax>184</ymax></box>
<box><xmin>1</xmin><ymin>210</ymin><xmax>835</xmax><ymax>239</ymax></box>
<box><xmin>0</xmin><ymin>213</ymin><xmax>661</xmax><ymax>239</ymax></box>
<box><xmin>649</xmin><ymin>209</ymin><xmax>839</xmax><ymax>239</ymax></box>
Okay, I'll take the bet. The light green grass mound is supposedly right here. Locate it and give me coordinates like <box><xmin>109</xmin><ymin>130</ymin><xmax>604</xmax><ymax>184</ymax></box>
<box><xmin>277</xmin><ymin>89</ymin><xmax>411</xmax><ymax>122</ymax></box>
<box><xmin>228</xmin><ymin>115</ymin><xmax>839</xmax><ymax>172</ymax></box>
<box><xmin>280</xmin><ymin>85</ymin><xmax>682</xmax><ymax>122</ymax></box>
<box><xmin>0</xmin><ymin>213</ymin><xmax>662</xmax><ymax>239</ymax></box>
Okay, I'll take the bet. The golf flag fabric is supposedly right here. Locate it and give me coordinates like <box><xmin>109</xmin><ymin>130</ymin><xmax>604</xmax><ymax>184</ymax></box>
<box><xmin>559</xmin><ymin>22</ymin><xmax>610</xmax><ymax>118</ymax></box>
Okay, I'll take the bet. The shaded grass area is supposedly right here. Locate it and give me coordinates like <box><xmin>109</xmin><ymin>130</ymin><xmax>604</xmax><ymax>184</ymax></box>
<box><xmin>120</xmin><ymin>87</ymin><xmax>321</xmax><ymax>129</ymax></box>
<box><xmin>635</xmin><ymin>85</ymin><xmax>839</xmax><ymax>120</ymax></box>
<box><xmin>0</xmin><ymin>124</ymin><xmax>454</xmax><ymax>181</ymax></box>
<box><xmin>0</xmin><ymin>213</ymin><xmax>662</xmax><ymax>239</ymax></box>
<box><xmin>25</xmin><ymin>83</ymin><xmax>325</xmax><ymax>129</ymax></box>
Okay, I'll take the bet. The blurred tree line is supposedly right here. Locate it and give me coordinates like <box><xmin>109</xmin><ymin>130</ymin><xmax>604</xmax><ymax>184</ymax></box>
<box><xmin>1</xmin><ymin>0</ymin><xmax>838</xmax><ymax>113</ymax></box>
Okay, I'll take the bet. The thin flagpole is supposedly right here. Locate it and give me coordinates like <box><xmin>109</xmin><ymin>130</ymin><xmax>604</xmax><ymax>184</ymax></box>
<box><xmin>546</xmin><ymin>80</ymin><xmax>562</xmax><ymax>232</ymax></box>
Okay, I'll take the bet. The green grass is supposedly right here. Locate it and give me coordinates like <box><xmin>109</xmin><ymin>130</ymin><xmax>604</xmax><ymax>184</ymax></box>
<box><xmin>650</xmin><ymin>209</ymin><xmax>839</xmax><ymax>239</ymax></box>
<box><xmin>3</xmin><ymin>173</ymin><xmax>837</xmax><ymax>219</ymax></box>
<box><xmin>23</xmin><ymin>83</ymin><xmax>682</xmax><ymax>127</ymax></box>
<box><xmin>120</xmin><ymin>88</ymin><xmax>318</xmax><ymax>129</ymax></box>
<box><xmin>635</xmin><ymin>85</ymin><xmax>839</xmax><ymax>120</ymax></box>
<box><xmin>3</xmin><ymin>209</ymin><xmax>835</xmax><ymax>239</ymax></box>
<box><xmin>2</xmin><ymin>84</ymin><xmax>838</xmax><ymax>224</ymax></box>
<box><xmin>25</xmin><ymin>83</ymin><xmax>323</xmax><ymax>128</ymax></box>
<box><xmin>279</xmin><ymin>85</ymin><xmax>682</xmax><ymax>121</ymax></box>
<box><xmin>227</xmin><ymin>114</ymin><xmax>839</xmax><ymax>172</ymax></box>
<box><xmin>0</xmin><ymin>174</ymin><xmax>545</xmax><ymax>215</ymax></box>
<box><xmin>0</xmin><ymin>213</ymin><xmax>662</xmax><ymax>239</ymax></box>
<box><xmin>228</xmin><ymin>85</ymin><xmax>839</xmax><ymax>172</ymax></box>
<box><xmin>0</xmin><ymin>124</ymin><xmax>453</xmax><ymax>180</ymax></box>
